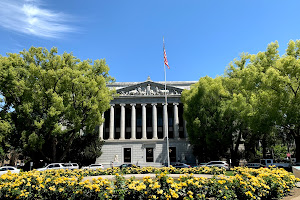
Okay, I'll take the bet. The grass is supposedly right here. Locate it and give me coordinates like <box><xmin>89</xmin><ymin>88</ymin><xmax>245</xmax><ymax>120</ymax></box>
<box><xmin>225</xmin><ymin>170</ymin><xmax>235</xmax><ymax>176</ymax></box>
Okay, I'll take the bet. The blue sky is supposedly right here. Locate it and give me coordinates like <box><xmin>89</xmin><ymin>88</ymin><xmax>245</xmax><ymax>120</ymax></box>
<box><xmin>0</xmin><ymin>0</ymin><xmax>299</xmax><ymax>82</ymax></box>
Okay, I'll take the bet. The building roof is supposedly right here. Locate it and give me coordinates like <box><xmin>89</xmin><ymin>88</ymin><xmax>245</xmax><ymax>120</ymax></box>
<box><xmin>108</xmin><ymin>76</ymin><xmax>197</xmax><ymax>90</ymax></box>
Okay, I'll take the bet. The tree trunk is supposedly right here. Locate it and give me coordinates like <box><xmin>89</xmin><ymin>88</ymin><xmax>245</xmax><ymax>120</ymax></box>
<box><xmin>232</xmin><ymin>130</ymin><xmax>242</xmax><ymax>166</ymax></box>
<box><xmin>52</xmin><ymin>137</ymin><xmax>57</xmax><ymax>162</ymax></box>
<box><xmin>295</xmin><ymin>135</ymin><xmax>300</xmax><ymax>162</ymax></box>
<box><xmin>262</xmin><ymin>136</ymin><xmax>267</xmax><ymax>158</ymax></box>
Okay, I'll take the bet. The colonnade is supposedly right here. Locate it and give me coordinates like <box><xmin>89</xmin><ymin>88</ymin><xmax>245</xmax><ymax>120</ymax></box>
<box><xmin>99</xmin><ymin>103</ymin><xmax>187</xmax><ymax>140</ymax></box>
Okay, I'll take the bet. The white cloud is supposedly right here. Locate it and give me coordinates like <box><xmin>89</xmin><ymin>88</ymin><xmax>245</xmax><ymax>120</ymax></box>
<box><xmin>0</xmin><ymin>0</ymin><xmax>75</xmax><ymax>38</ymax></box>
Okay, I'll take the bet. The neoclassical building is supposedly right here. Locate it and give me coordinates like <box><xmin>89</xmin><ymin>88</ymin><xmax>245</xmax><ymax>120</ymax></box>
<box><xmin>96</xmin><ymin>77</ymin><xmax>197</xmax><ymax>168</ymax></box>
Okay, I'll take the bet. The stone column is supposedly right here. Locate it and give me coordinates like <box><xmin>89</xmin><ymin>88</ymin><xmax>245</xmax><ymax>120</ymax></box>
<box><xmin>183</xmin><ymin>120</ymin><xmax>187</xmax><ymax>138</ymax></box>
<box><xmin>163</xmin><ymin>103</ymin><xmax>168</xmax><ymax>138</ymax></box>
<box><xmin>173</xmin><ymin>103</ymin><xmax>179</xmax><ymax>139</ymax></box>
<box><xmin>130</xmin><ymin>104</ymin><xmax>136</xmax><ymax>139</ymax></box>
<box><xmin>152</xmin><ymin>103</ymin><xmax>158</xmax><ymax>139</ymax></box>
<box><xmin>141</xmin><ymin>103</ymin><xmax>147</xmax><ymax>139</ymax></box>
<box><xmin>99</xmin><ymin>112</ymin><xmax>104</xmax><ymax>140</ymax></box>
<box><xmin>109</xmin><ymin>104</ymin><xmax>115</xmax><ymax>140</ymax></box>
<box><xmin>120</xmin><ymin>104</ymin><xmax>125</xmax><ymax>140</ymax></box>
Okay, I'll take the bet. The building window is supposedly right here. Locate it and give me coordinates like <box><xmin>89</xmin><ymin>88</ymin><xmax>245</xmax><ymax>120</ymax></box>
<box><xmin>157</xmin><ymin>107</ymin><xmax>163</xmax><ymax>126</ymax></box>
<box><xmin>125</xmin><ymin>108</ymin><xmax>131</xmax><ymax>127</ymax></box>
<box><xmin>137</xmin><ymin>108</ymin><xmax>142</xmax><ymax>126</ymax></box>
<box><xmin>137</xmin><ymin>119</ymin><xmax>142</xmax><ymax>127</ymax></box>
<box><xmin>124</xmin><ymin>148</ymin><xmax>131</xmax><ymax>163</ymax></box>
<box><xmin>146</xmin><ymin>148</ymin><xmax>154</xmax><ymax>162</ymax></box>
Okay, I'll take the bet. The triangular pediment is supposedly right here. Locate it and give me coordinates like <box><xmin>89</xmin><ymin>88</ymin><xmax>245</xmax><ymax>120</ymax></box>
<box><xmin>116</xmin><ymin>80</ymin><xmax>183</xmax><ymax>96</ymax></box>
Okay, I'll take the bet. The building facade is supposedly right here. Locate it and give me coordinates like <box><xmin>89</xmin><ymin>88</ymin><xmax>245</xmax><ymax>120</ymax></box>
<box><xmin>96</xmin><ymin>77</ymin><xmax>197</xmax><ymax>168</ymax></box>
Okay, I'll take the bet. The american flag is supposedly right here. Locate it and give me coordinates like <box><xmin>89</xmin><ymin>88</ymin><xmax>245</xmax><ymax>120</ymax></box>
<box><xmin>163</xmin><ymin>41</ymin><xmax>170</xmax><ymax>69</ymax></box>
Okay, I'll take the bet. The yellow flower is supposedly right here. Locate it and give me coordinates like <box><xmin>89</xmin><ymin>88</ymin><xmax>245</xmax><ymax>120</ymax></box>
<box><xmin>49</xmin><ymin>186</ymin><xmax>56</xmax><ymax>191</ymax></box>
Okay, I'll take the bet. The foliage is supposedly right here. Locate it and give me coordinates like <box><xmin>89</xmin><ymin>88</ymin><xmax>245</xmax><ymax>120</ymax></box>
<box><xmin>181</xmin><ymin>77</ymin><xmax>235</xmax><ymax>161</ymax></box>
<box><xmin>181</xmin><ymin>76</ymin><xmax>248</xmax><ymax>164</ymax></box>
<box><xmin>183</xmin><ymin>40</ymin><xmax>300</xmax><ymax>162</ymax></box>
<box><xmin>0</xmin><ymin>47</ymin><xmax>115</xmax><ymax>164</ymax></box>
<box><xmin>272</xmin><ymin>144</ymin><xmax>288</xmax><ymax>161</ymax></box>
<box><xmin>67</xmin><ymin>131</ymin><xmax>104</xmax><ymax>166</ymax></box>
<box><xmin>0</xmin><ymin>166</ymin><xmax>297</xmax><ymax>199</ymax></box>
<box><xmin>73</xmin><ymin>165</ymin><xmax>226</xmax><ymax>176</ymax></box>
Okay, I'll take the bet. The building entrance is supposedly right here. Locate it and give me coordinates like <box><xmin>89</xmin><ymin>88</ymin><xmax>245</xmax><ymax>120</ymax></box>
<box><xmin>124</xmin><ymin>148</ymin><xmax>131</xmax><ymax>163</ymax></box>
<box><xmin>169</xmin><ymin>147</ymin><xmax>176</xmax><ymax>163</ymax></box>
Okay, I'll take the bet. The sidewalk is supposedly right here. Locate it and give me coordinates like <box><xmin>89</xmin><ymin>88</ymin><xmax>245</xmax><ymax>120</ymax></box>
<box><xmin>282</xmin><ymin>182</ymin><xmax>300</xmax><ymax>200</ymax></box>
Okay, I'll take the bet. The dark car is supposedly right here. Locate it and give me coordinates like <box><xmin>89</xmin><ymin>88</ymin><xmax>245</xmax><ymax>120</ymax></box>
<box><xmin>246</xmin><ymin>163</ymin><xmax>264</xmax><ymax>168</ymax></box>
<box><xmin>119</xmin><ymin>164</ymin><xmax>139</xmax><ymax>169</ymax></box>
<box><xmin>173</xmin><ymin>163</ymin><xmax>191</xmax><ymax>168</ymax></box>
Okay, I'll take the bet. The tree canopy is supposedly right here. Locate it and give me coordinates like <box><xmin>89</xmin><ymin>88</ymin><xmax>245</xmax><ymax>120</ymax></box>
<box><xmin>0</xmin><ymin>47</ymin><xmax>115</xmax><ymax>165</ymax></box>
<box><xmin>182</xmin><ymin>40</ymin><xmax>300</xmax><ymax>163</ymax></box>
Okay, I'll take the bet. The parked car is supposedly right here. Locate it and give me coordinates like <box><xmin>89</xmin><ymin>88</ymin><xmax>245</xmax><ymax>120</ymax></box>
<box><xmin>82</xmin><ymin>164</ymin><xmax>104</xmax><ymax>170</ymax></box>
<box><xmin>198</xmin><ymin>163</ymin><xmax>208</xmax><ymax>167</ymax></box>
<box><xmin>70</xmin><ymin>163</ymin><xmax>79</xmax><ymax>170</ymax></box>
<box><xmin>260</xmin><ymin>159</ymin><xmax>291</xmax><ymax>169</ymax></box>
<box><xmin>173</xmin><ymin>163</ymin><xmax>191</xmax><ymax>168</ymax></box>
<box><xmin>0</xmin><ymin>166</ymin><xmax>20</xmax><ymax>175</ymax></box>
<box><xmin>36</xmin><ymin>163</ymin><xmax>72</xmax><ymax>171</ymax></box>
<box><xmin>119</xmin><ymin>164</ymin><xmax>139</xmax><ymax>169</ymax></box>
<box><xmin>246</xmin><ymin>163</ymin><xmax>264</xmax><ymax>168</ymax></box>
<box><xmin>205</xmin><ymin>161</ymin><xmax>229</xmax><ymax>170</ymax></box>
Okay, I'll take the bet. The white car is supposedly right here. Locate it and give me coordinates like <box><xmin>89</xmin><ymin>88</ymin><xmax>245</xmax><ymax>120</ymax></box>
<box><xmin>0</xmin><ymin>166</ymin><xmax>20</xmax><ymax>175</ymax></box>
<box><xmin>82</xmin><ymin>164</ymin><xmax>104</xmax><ymax>170</ymax></box>
<box><xmin>70</xmin><ymin>163</ymin><xmax>79</xmax><ymax>170</ymax></box>
<box><xmin>36</xmin><ymin>163</ymin><xmax>71</xmax><ymax>171</ymax></box>
<box><xmin>205</xmin><ymin>161</ymin><xmax>229</xmax><ymax>170</ymax></box>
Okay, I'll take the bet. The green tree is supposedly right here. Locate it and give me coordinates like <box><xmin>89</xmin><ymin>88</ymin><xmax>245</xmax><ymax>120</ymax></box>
<box><xmin>181</xmin><ymin>76</ymin><xmax>237</xmax><ymax>162</ymax></box>
<box><xmin>226</xmin><ymin>43</ymin><xmax>282</xmax><ymax>159</ymax></box>
<box><xmin>226</xmin><ymin>40</ymin><xmax>300</xmax><ymax>161</ymax></box>
<box><xmin>0</xmin><ymin>47</ymin><xmax>115</xmax><ymax>164</ymax></box>
<box><xmin>182</xmin><ymin>41</ymin><xmax>292</xmax><ymax>163</ymax></box>
<box><xmin>265</xmin><ymin>40</ymin><xmax>300</xmax><ymax>161</ymax></box>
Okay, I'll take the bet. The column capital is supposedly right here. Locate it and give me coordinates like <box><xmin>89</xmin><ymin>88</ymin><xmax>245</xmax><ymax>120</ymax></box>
<box><xmin>141</xmin><ymin>103</ymin><xmax>147</xmax><ymax>106</ymax></box>
<box><xmin>151</xmin><ymin>103</ymin><xmax>157</xmax><ymax>106</ymax></box>
<box><xmin>120</xmin><ymin>103</ymin><xmax>126</xmax><ymax>107</ymax></box>
<box><xmin>130</xmin><ymin>103</ymin><xmax>136</xmax><ymax>107</ymax></box>
<box><xmin>162</xmin><ymin>103</ymin><xmax>168</xmax><ymax>106</ymax></box>
<box><xmin>173</xmin><ymin>103</ymin><xmax>179</xmax><ymax>106</ymax></box>
<box><xmin>110</xmin><ymin>104</ymin><xmax>115</xmax><ymax>107</ymax></box>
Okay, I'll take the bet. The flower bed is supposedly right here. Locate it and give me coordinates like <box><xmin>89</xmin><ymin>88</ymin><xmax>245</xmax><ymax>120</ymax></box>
<box><xmin>80</xmin><ymin>165</ymin><xmax>226</xmax><ymax>176</ymax></box>
<box><xmin>0</xmin><ymin>166</ymin><xmax>298</xmax><ymax>199</ymax></box>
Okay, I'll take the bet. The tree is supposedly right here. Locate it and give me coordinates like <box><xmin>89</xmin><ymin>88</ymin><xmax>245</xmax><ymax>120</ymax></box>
<box><xmin>181</xmin><ymin>76</ymin><xmax>237</xmax><ymax>162</ymax></box>
<box><xmin>226</xmin><ymin>40</ymin><xmax>300</xmax><ymax>161</ymax></box>
<box><xmin>267</xmin><ymin>40</ymin><xmax>300</xmax><ymax>161</ymax></box>
<box><xmin>0</xmin><ymin>47</ymin><xmax>115</xmax><ymax>164</ymax></box>
<box><xmin>182</xmin><ymin>41</ymin><xmax>295</xmax><ymax>163</ymax></box>
<box><xmin>226</xmin><ymin>43</ymin><xmax>282</xmax><ymax>159</ymax></box>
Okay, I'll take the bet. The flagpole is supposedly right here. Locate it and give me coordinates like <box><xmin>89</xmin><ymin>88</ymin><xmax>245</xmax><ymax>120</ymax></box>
<box><xmin>163</xmin><ymin>37</ymin><xmax>170</xmax><ymax>168</ymax></box>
